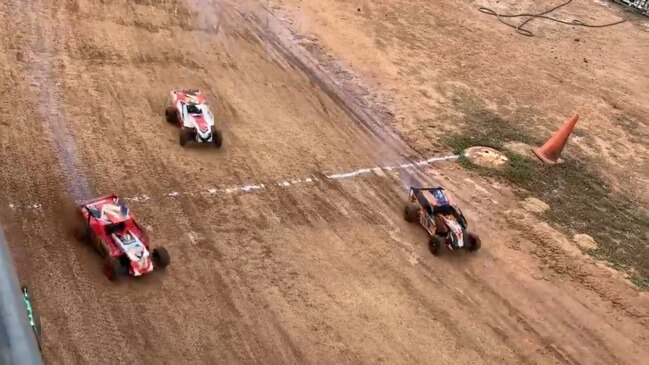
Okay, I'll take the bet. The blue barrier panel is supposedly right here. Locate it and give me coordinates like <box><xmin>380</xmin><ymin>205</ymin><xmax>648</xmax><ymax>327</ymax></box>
<box><xmin>0</xmin><ymin>227</ymin><xmax>43</xmax><ymax>365</ymax></box>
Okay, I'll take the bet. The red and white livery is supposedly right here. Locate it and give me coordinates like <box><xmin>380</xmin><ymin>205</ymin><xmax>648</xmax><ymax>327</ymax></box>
<box><xmin>165</xmin><ymin>89</ymin><xmax>224</xmax><ymax>148</ymax></box>
<box><xmin>74</xmin><ymin>195</ymin><xmax>170</xmax><ymax>281</ymax></box>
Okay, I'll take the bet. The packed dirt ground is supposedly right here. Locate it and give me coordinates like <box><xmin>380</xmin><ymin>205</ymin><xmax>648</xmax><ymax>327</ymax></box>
<box><xmin>0</xmin><ymin>0</ymin><xmax>647</xmax><ymax>364</ymax></box>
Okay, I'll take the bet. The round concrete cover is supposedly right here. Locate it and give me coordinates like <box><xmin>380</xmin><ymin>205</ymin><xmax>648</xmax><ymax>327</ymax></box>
<box><xmin>465</xmin><ymin>146</ymin><xmax>509</xmax><ymax>168</ymax></box>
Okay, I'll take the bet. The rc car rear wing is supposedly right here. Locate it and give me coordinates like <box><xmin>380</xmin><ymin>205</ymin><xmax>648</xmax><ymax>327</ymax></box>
<box><xmin>78</xmin><ymin>194</ymin><xmax>119</xmax><ymax>208</ymax></box>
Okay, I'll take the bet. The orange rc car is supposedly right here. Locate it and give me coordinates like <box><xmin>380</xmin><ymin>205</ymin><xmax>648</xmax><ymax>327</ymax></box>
<box><xmin>404</xmin><ymin>187</ymin><xmax>481</xmax><ymax>255</ymax></box>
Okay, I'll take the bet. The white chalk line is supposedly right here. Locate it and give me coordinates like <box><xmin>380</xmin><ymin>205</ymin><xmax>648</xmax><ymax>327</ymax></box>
<box><xmin>7</xmin><ymin>154</ymin><xmax>459</xmax><ymax>211</ymax></box>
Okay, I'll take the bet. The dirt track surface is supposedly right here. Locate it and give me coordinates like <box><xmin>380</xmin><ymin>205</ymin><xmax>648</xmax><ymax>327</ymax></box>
<box><xmin>273</xmin><ymin>0</ymin><xmax>649</xmax><ymax>204</ymax></box>
<box><xmin>0</xmin><ymin>0</ymin><xmax>647</xmax><ymax>364</ymax></box>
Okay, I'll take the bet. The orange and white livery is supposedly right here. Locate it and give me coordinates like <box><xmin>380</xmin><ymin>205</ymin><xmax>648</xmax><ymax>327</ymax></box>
<box><xmin>404</xmin><ymin>187</ymin><xmax>481</xmax><ymax>256</ymax></box>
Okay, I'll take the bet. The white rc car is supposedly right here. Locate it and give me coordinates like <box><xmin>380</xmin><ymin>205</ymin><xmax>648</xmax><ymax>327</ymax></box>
<box><xmin>165</xmin><ymin>89</ymin><xmax>224</xmax><ymax>148</ymax></box>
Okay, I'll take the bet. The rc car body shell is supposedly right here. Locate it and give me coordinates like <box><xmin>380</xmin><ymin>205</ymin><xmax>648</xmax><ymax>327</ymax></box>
<box><xmin>167</xmin><ymin>89</ymin><xmax>222</xmax><ymax>147</ymax></box>
<box><xmin>406</xmin><ymin>187</ymin><xmax>477</xmax><ymax>252</ymax></box>
<box><xmin>77</xmin><ymin>195</ymin><xmax>168</xmax><ymax>279</ymax></box>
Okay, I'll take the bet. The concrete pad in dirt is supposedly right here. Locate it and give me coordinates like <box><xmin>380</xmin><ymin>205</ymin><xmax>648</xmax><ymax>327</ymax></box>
<box><xmin>465</xmin><ymin>146</ymin><xmax>509</xmax><ymax>169</ymax></box>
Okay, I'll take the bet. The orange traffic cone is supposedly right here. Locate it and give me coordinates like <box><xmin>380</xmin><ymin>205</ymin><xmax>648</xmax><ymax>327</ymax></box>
<box><xmin>532</xmin><ymin>114</ymin><xmax>580</xmax><ymax>164</ymax></box>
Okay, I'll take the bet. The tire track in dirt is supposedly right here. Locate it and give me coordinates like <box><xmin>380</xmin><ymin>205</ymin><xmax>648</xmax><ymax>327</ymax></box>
<box><xmin>0</xmin><ymin>0</ymin><xmax>239</xmax><ymax>361</ymax></box>
<box><xmin>40</xmin><ymin>0</ymin><xmax>352</xmax><ymax>358</ymax></box>
<box><xmin>40</xmin><ymin>1</ymin><xmax>308</xmax><ymax>361</ymax></box>
<box><xmin>226</xmin><ymin>4</ymin><xmax>648</xmax><ymax>362</ymax></box>
<box><xmin>1</xmin><ymin>2</ymin><xmax>528</xmax><ymax>362</ymax></box>
<box><xmin>0</xmin><ymin>1</ymin><xmax>116</xmax><ymax>361</ymax></box>
<box><xmin>188</xmin><ymin>0</ymin><xmax>415</xmax><ymax>169</ymax></box>
<box><xmin>10</xmin><ymin>0</ymin><xmax>95</xmax><ymax>202</ymax></box>
<box><xmin>181</xmin><ymin>7</ymin><xmax>520</xmax><ymax>358</ymax></box>
<box><xmin>234</xmin><ymin>7</ymin><xmax>413</xmax><ymax>158</ymax></box>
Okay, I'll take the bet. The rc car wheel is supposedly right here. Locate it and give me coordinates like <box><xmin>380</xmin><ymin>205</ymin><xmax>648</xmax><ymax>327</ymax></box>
<box><xmin>179</xmin><ymin>129</ymin><xmax>192</xmax><ymax>147</ymax></box>
<box><xmin>404</xmin><ymin>203</ymin><xmax>419</xmax><ymax>223</ymax></box>
<box><xmin>104</xmin><ymin>256</ymin><xmax>123</xmax><ymax>281</ymax></box>
<box><xmin>93</xmin><ymin>239</ymin><xmax>111</xmax><ymax>258</ymax></box>
<box><xmin>466</xmin><ymin>232</ymin><xmax>481</xmax><ymax>252</ymax></box>
<box><xmin>212</xmin><ymin>129</ymin><xmax>224</xmax><ymax>149</ymax></box>
<box><xmin>429</xmin><ymin>235</ymin><xmax>444</xmax><ymax>256</ymax></box>
<box><xmin>152</xmin><ymin>246</ymin><xmax>170</xmax><ymax>269</ymax></box>
<box><xmin>72</xmin><ymin>222</ymin><xmax>89</xmax><ymax>242</ymax></box>
<box><xmin>165</xmin><ymin>107</ymin><xmax>178</xmax><ymax>124</ymax></box>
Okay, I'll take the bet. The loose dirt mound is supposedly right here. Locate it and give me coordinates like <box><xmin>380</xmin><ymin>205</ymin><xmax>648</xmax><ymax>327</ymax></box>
<box><xmin>574</xmin><ymin>233</ymin><xmax>599</xmax><ymax>251</ymax></box>
<box><xmin>521</xmin><ymin>197</ymin><xmax>550</xmax><ymax>214</ymax></box>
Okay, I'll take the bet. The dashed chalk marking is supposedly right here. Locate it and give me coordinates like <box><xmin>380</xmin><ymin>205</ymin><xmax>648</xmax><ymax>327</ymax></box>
<box><xmin>7</xmin><ymin>154</ymin><xmax>458</xmax><ymax>211</ymax></box>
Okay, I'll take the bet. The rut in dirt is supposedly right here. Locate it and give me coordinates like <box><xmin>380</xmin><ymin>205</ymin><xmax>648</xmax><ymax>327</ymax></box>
<box><xmin>188</xmin><ymin>0</ymin><xmax>448</xmax><ymax>194</ymax></box>
<box><xmin>16</xmin><ymin>0</ymin><xmax>95</xmax><ymax>202</ymax></box>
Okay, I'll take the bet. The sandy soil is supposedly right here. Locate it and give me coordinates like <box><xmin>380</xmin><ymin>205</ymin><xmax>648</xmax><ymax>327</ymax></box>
<box><xmin>0</xmin><ymin>0</ymin><xmax>647</xmax><ymax>364</ymax></box>
<box><xmin>272</xmin><ymin>0</ymin><xmax>649</xmax><ymax>204</ymax></box>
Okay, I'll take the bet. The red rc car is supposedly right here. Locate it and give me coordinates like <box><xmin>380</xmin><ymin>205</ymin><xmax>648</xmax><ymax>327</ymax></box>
<box><xmin>165</xmin><ymin>89</ymin><xmax>224</xmax><ymax>148</ymax></box>
<box><xmin>74</xmin><ymin>195</ymin><xmax>170</xmax><ymax>280</ymax></box>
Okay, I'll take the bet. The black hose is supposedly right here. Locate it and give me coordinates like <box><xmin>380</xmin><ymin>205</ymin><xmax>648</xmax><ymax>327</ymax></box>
<box><xmin>479</xmin><ymin>0</ymin><xmax>636</xmax><ymax>37</ymax></box>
